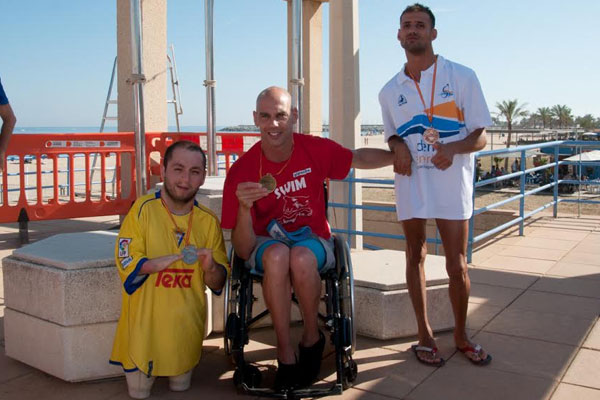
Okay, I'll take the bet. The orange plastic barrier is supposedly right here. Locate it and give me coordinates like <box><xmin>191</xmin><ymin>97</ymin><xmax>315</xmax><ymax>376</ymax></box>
<box><xmin>0</xmin><ymin>132</ymin><xmax>137</xmax><ymax>224</ymax></box>
<box><xmin>145</xmin><ymin>132</ymin><xmax>260</xmax><ymax>180</ymax></box>
<box><xmin>0</xmin><ymin>131</ymin><xmax>260</xmax><ymax>228</ymax></box>
<box><xmin>221</xmin><ymin>134</ymin><xmax>246</xmax><ymax>171</ymax></box>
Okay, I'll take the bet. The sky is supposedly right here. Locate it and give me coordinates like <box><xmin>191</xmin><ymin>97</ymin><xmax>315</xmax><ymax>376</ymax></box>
<box><xmin>1</xmin><ymin>0</ymin><xmax>599</xmax><ymax>128</ymax></box>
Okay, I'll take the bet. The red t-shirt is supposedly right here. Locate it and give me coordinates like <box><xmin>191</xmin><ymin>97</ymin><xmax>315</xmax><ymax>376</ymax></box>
<box><xmin>221</xmin><ymin>133</ymin><xmax>353</xmax><ymax>239</ymax></box>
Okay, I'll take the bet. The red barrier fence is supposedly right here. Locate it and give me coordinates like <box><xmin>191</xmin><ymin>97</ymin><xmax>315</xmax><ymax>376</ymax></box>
<box><xmin>0</xmin><ymin>132</ymin><xmax>137</xmax><ymax>226</ymax></box>
<box><xmin>0</xmin><ymin>131</ymin><xmax>259</xmax><ymax>230</ymax></box>
<box><xmin>144</xmin><ymin>132</ymin><xmax>259</xmax><ymax>180</ymax></box>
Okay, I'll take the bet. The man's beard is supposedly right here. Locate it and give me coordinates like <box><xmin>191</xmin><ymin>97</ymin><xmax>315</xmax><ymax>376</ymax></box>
<box><xmin>163</xmin><ymin>179</ymin><xmax>196</xmax><ymax>205</ymax></box>
<box><xmin>401</xmin><ymin>40</ymin><xmax>428</xmax><ymax>55</ymax></box>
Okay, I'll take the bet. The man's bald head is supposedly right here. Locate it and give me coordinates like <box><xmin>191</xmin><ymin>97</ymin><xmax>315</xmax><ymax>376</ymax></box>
<box><xmin>255</xmin><ymin>86</ymin><xmax>292</xmax><ymax>112</ymax></box>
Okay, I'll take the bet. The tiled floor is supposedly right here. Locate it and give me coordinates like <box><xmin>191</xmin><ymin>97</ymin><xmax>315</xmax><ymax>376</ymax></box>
<box><xmin>1</xmin><ymin>214</ymin><xmax>599</xmax><ymax>399</ymax></box>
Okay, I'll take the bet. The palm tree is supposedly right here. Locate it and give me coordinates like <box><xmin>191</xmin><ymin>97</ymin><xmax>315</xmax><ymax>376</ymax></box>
<box><xmin>535</xmin><ymin>107</ymin><xmax>552</xmax><ymax>129</ymax></box>
<box><xmin>576</xmin><ymin>114</ymin><xmax>596</xmax><ymax>131</ymax></box>
<box><xmin>550</xmin><ymin>104</ymin><xmax>573</xmax><ymax>129</ymax></box>
<box><xmin>496</xmin><ymin>99</ymin><xmax>528</xmax><ymax>170</ymax></box>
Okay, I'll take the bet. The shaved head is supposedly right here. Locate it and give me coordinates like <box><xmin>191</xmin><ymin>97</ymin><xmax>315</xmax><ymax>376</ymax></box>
<box><xmin>255</xmin><ymin>86</ymin><xmax>292</xmax><ymax>112</ymax></box>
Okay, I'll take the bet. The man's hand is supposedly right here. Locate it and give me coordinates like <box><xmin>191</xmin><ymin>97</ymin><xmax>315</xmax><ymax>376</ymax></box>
<box><xmin>196</xmin><ymin>247</ymin><xmax>227</xmax><ymax>290</ymax></box>
<box><xmin>431</xmin><ymin>142</ymin><xmax>456</xmax><ymax>170</ymax></box>
<box><xmin>196</xmin><ymin>248</ymin><xmax>216</xmax><ymax>273</ymax></box>
<box><xmin>389</xmin><ymin>138</ymin><xmax>412</xmax><ymax>176</ymax></box>
<box><xmin>236</xmin><ymin>182</ymin><xmax>269</xmax><ymax>209</ymax></box>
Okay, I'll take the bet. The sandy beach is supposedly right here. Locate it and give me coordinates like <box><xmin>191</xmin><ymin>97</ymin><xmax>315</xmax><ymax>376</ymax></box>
<box><xmin>1</xmin><ymin>153</ymin><xmax>119</xmax><ymax>206</ymax></box>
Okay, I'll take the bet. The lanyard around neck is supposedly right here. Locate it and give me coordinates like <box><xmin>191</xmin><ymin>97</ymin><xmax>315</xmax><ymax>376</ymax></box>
<box><xmin>161</xmin><ymin>197</ymin><xmax>193</xmax><ymax>247</ymax></box>
<box><xmin>407</xmin><ymin>56</ymin><xmax>438</xmax><ymax>126</ymax></box>
<box><xmin>259</xmin><ymin>143</ymin><xmax>294</xmax><ymax>180</ymax></box>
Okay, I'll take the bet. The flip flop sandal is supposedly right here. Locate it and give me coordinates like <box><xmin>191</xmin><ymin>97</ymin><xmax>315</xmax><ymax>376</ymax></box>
<box><xmin>457</xmin><ymin>344</ymin><xmax>492</xmax><ymax>366</ymax></box>
<box><xmin>411</xmin><ymin>344</ymin><xmax>445</xmax><ymax>367</ymax></box>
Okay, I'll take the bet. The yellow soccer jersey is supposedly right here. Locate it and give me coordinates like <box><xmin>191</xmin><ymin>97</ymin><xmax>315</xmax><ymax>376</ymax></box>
<box><xmin>110</xmin><ymin>191</ymin><xmax>228</xmax><ymax>376</ymax></box>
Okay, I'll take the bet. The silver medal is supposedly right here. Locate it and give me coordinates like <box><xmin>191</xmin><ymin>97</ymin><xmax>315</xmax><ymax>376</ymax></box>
<box><xmin>182</xmin><ymin>245</ymin><xmax>198</xmax><ymax>264</ymax></box>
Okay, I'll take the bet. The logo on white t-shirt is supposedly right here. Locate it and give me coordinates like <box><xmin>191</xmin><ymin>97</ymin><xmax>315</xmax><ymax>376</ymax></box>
<box><xmin>397</xmin><ymin>94</ymin><xmax>407</xmax><ymax>106</ymax></box>
<box><xmin>440</xmin><ymin>84</ymin><xmax>454</xmax><ymax>98</ymax></box>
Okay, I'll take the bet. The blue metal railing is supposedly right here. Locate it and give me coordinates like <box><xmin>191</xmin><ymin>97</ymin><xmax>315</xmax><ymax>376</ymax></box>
<box><xmin>330</xmin><ymin>172</ymin><xmax>445</xmax><ymax>252</ymax></box>
<box><xmin>329</xmin><ymin>140</ymin><xmax>600</xmax><ymax>260</ymax></box>
<box><xmin>468</xmin><ymin>140</ymin><xmax>600</xmax><ymax>262</ymax></box>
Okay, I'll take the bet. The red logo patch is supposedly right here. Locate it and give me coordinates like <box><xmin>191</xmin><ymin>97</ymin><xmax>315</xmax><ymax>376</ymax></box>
<box><xmin>155</xmin><ymin>268</ymin><xmax>194</xmax><ymax>288</ymax></box>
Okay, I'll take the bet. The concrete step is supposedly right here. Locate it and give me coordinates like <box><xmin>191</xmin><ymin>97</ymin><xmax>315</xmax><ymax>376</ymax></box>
<box><xmin>351</xmin><ymin>249</ymin><xmax>454</xmax><ymax>339</ymax></box>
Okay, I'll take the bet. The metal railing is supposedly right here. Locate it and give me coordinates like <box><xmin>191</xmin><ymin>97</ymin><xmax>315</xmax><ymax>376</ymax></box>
<box><xmin>467</xmin><ymin>140</ymin><xmax>600</xmax><ymax>262</ymax></box>
<box><xmin>329</xmin><ymin>140</ymin><xmax>600</xmax><ymax>260</ymax></box>
<box><xmin>329</xmin><ymin>171</ymin><xmax>443</xmax><ymax>253</ymax></box>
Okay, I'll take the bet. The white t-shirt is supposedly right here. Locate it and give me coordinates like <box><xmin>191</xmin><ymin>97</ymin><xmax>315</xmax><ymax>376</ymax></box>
<box><xmin>379</xmin><ymin>56</ymin><xmax>492</xmax><ymax>220</ymax></box>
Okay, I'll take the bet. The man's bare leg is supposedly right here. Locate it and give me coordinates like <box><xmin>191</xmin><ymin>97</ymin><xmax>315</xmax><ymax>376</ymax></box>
<box><xmin>261</xmin><ymin>243</ymin><xmax>295</xmax><ymax>363</ymax></box>
<box><xmin>402</xmin><ymin>218</ymin><xmax>441</xmax><ymax>364</ymax></box>
<box><xmin>435</xmin><ymin>218</ymin><xmax>488</xmax><ymax>362</ymax></box>
<box><xmin>289</xmin><ymin>246</ymin><xmax>321</xmax><ymax>347</ymax></box>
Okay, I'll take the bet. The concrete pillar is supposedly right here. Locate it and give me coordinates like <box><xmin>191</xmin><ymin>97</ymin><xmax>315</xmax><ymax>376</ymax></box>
<box><xmin>287</xmin><ymin>0</ymin><xmax>325</xmax><ymax>136</ymax></box>
<box><xmin>328</xmin><ymin>0</ymin><xmax>362</xmax><ymax>248</ymax></box>
<box><xmin>117</xmin><ymin>0</ymin><xmax>167</xmax><ymax>195</ymax></box>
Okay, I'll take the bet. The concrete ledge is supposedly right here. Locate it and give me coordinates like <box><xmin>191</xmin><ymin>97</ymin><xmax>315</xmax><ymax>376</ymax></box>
<box><xmin>2</xmin><ymin>231</ymin><xmax>123</xmax><ymax>382</ymax></box>
<box><xmin>9</xmin><ymin>230</ymin><xmax>117</xmax><ymax>271</ymax></box>
<box><xmin>3</xmin><ymin>257</ymin><xmax>120</xmax><ymax>326</ymax></box>
<box><xmin>351</xmin><ymin>249</ymin><xmax>454</xmax><ymax>339</ymax></box>
<box><xmin>4</xmin><ymin>308</ymin><xmax>122</xmax><ymax>382</ymax></box>
<box><xmin>1</xmin><ymin>228</ymin><xmax>225</xmax><ymax>381</ymax></box>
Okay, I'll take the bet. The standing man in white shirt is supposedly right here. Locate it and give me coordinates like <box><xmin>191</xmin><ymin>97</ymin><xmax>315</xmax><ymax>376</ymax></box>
<box><xmin>379</xmin><ymin>3</ymin><xmax>492</xmax><ymax>367</ymax></box>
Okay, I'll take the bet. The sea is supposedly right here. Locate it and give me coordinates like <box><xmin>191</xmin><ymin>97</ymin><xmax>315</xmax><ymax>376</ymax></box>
<box><xmin>13</xmin><ymin>126</ymin><xmax>381</xmax><ymax>137</ymax></box>
<box><xmin>14</xmin><ymin>126</ymin><xmax>224</xmax><ymax>134</ymax></box>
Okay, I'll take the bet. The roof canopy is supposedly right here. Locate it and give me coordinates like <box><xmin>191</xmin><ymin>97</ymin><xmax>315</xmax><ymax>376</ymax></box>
<box><xmin>564</xmin><ymin>150</ymin><xmax>600</xmax><ymax>162</ymax></box>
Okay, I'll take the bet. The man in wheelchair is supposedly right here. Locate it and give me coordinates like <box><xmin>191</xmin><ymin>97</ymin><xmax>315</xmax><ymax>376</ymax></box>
<box><xmin>221</xmin><ymin>86</ymin><xmax>394</xmax><ymax>392</ymax></box>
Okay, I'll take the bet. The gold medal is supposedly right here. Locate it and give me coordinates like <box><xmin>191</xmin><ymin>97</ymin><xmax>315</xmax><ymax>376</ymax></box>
<box><xmin>423</xmin><ymin>127</ymin><xmax>440</xmax><ymax>144</ymax></box>
<box><xmin>258</xmin><ymin>143</ymin><xmax>294</xmax><ymax>193</ymax></box>
<box><xmin>259</xmin><ymin>173</ymin><xmax>277</xmax><ymax>192</ymax></box>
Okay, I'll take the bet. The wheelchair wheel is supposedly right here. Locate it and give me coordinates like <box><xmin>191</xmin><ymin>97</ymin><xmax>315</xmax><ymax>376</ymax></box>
<box><xmin>334</xmin><ymin>236</ymin><xmax>356</xmax><ymax>354</ymax></box>
<box><xmin>223</xmin><ymin>272</ymin><xmax>238</xmax><ymax>356</ymax></box>
<box><xmin>342</xmin><ymin>358</ymin><xmax>358</xmax><ymax>389</ymax></box>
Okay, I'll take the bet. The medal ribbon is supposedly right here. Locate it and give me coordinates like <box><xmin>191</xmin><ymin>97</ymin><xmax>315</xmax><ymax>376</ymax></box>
<box><xmin>259</xmin><ymin>143</ymin><xmax>295</xmax><ymax>180</ymax></box>
<box><xmin>407</xmin><ymin>55</ymin><xmax>438</xmax><ymax>126</ymax></box>
<box><xmin>160</xmin><ymin>197</ymin><xmax>193</xmax><ymax>247</ymax></box>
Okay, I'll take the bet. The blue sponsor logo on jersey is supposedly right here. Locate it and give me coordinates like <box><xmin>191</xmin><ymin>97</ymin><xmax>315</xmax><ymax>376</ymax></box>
<box><xmin>440</xmin><ymin>84</ymin><xmax>453</xmax><ymax>98</ymax></box>
<box><xmin>293</xmin><ymin>167</ymin><xmax>311</xmax><ymax>178</ymax></box>
<box><xmin>120</xmin><ymin>256</ymin><xmax>133</xmax><ymax>269</ymax></box>
<box><xmin>397</xmin><ymin>94</ymin><xmax>407</xmax><ymax>106</ymax></box>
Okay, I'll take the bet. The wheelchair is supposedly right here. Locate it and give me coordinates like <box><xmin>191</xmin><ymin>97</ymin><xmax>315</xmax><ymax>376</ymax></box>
<box><xmin>223</xmin><ymin>233</ymin><xmax>357</xmax><ymax>399</ymax></box>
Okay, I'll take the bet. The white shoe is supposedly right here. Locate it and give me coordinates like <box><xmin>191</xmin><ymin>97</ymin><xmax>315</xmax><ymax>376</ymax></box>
<box><xmin>125</xmin><ymin>370</ymin><xmax>156</xmax><ymax>399</ymax></box>
<box><xmin>169</xmin><ymin>369</ymin><xmax>193</xmax><ymax>392</ymax></box>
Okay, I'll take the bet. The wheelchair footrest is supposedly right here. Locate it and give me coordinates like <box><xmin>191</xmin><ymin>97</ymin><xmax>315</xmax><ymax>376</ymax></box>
<box><xmin>240</xmin><ymin>383</ymin><xmax>343</xmax><ymax>399</ymax></box>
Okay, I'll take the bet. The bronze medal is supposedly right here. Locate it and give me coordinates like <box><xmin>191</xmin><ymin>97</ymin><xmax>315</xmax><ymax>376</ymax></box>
<box><xmin>259</xmin><ymin>173</ymin><xmax>277</xmax><ymax>192</ymax></box>
<box><xmin>423</xmin><ymin>127</ymin><xmax>440</xmax><ymax>144</ymax></box>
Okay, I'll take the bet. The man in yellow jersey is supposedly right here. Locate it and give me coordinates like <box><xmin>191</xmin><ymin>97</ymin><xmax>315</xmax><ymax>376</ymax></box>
<box><xmin>110</xmin><ymin>140</ymin><xmax>228</xmax><ymax>399</ymax></box>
